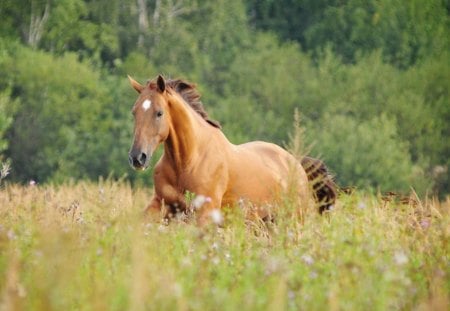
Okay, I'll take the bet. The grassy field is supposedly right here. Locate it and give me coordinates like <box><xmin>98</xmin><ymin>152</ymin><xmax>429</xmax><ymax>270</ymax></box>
<box><xmin>0</xmin><ymin>180</ymin><xmax>448</xmax><ymax>311</ymax></box>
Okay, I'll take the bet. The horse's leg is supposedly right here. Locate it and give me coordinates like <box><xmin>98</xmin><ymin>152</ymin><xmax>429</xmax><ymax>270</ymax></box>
<box><xmin>196</xmin><ymin>195</ymin><xmax>223</xmax><ymax>226</ymax></box>
<box><xmin>144</xmin><ymin>192</ymin><xmax>188</xmax><ymax>221</ymax></box>
<box><xmin>156</xmin><ymin>182</ymin><xmax>188</xmax><ymax>220</ymax></box>
<box><xmin>165</xmin><ymin>197</ymin><xmax>188</xmax><ymax>219</ymax></box>
<box><xmin>144</xmin><ymin>195</ymin><xmax>163</xmax><ymax>221</ymax></box>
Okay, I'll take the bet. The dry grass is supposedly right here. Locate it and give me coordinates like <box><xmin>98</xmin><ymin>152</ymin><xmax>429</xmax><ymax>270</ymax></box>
<box><xmin>0</xmin><ymin>180</ymin><xmax>449</xmax><ymax>310</ymax></box>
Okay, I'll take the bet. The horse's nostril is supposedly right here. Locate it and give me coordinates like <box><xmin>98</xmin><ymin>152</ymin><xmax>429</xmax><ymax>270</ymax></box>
<box><xmin>128</xmin><ymin>151</ymin><xmax>149</xmax><ymax>169</ymax></box>
<box><xmin>129</xmin><ymin>151</ymin><xmax>148</xmax><ymax>168</ymax></box>
<box><xmin>138</xmin><ymin>153</ymin><xmax>147</xmax><ymax>165</ymax></box>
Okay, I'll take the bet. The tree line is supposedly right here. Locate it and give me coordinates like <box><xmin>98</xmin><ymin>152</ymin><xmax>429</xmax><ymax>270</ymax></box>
<box><xmin>0</xmin><ymin>0</ymin><xmax>448</xmax><ymax>197</ymax></box>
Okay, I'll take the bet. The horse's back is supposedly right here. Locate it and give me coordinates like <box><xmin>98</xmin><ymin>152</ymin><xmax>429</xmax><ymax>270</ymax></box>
<box><xmin>223</xmin><ymin>141</ymin><xmax>310</xmax><ymax>207</ymax></box>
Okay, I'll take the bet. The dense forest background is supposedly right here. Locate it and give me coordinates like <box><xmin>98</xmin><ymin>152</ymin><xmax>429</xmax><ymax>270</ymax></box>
<box><xmin>0</xmin><ymin>0</ymin><xmax>448</xmax><ymax>197</ymax></box>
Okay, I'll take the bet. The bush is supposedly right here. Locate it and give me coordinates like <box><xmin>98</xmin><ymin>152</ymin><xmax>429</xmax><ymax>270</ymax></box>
<box><xmin>2</xmin><ymin>46</ymin><xmax>130</xmax><ymax>183</ymax></box>
<box><xmin>306</xmin><ymin>114</ymin><xmax>430</xmax><ymax>194</ymax></box>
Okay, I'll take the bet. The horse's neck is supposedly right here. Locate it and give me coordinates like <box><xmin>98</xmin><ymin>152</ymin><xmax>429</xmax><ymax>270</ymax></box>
<box><xmin>164</xmin><ymin>98</ymin><xmax>204</xmax><ymax>170</ymax></box>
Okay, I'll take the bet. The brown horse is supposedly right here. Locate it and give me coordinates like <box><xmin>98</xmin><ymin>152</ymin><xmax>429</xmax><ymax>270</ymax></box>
<box><xmin>128</xmin><ymin>75</ymin><xmax>334</xmax><ymax>224</ymax></box>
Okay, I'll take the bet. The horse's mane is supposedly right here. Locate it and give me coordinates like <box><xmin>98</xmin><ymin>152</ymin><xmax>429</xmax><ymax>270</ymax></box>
<box><xmin>166</xmin><ymin>79</ymin><xmax>221</xmax><ymax>129</ymax></box>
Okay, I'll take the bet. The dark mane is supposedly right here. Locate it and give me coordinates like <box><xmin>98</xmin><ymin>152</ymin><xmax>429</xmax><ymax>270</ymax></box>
<box><xmin>166</xmin><ymin>79</ymin><xmax>221</xmax><ymax>129</ymax></box>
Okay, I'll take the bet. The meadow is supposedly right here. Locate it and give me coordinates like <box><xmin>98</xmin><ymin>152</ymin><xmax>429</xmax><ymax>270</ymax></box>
<box><xmin>0</xmin><ymin>180</ymin><xmax>448</xmax><ymax>311</ymax></box>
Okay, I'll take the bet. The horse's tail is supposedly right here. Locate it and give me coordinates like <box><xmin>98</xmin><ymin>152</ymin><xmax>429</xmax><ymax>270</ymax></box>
<box><xmin>301</xmin><ymin>156</ymin><xmax>337</xmax><ymax>213</ymax></box>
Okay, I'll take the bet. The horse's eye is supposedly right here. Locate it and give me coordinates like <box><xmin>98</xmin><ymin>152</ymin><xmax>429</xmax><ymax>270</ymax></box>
<box><xmin>156</xmin><ymin>111</ymin><xmax>163</xmax><ymax>118</ymax></box>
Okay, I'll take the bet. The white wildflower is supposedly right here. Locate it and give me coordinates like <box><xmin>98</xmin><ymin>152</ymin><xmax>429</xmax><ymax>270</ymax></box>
<box><xmin>158</xmin><ymin>224</ymin><xmax>167</xmax><ymax>232</ymax></box>
<box><xmin>209</xmin><ymin>209</ymin><xmax>223</xmax><ymax>225</ymax></box>
<box><xmin>288</xmin><ymin>290</ymin><xmax>295</xmax><ymax>300</ymax></box>
<box><xmin>394</xmin><ymin>251</ymin><xmax>409</xmax><ymax>265</ymax></box>
<box><xmin>212</xmin><ymin>256</ymin><xmax>220</xmax><ymax>265</ymax></box>
<box><xmin>357</xmin><ymin>201</ymin><xmax>367</xmax><ymax>209</ymax></box>
<box><xmin>301</xmin><ymin>254</ymin><xmax>314</xmax><ymax>266</ymax></box>
<box><xmin>192</xmin><ymin>195</ymin><xmax>212</xmax><ymax>209</ymax></box>
<box><xmin>7</xmin><ymin>229</ymin><xmax>16</xmax><ymax>240</ymax></box>
<box><xmin>172</xmin><ymin>282</ymin><xmax>183</xmax><ymax>298</ymax></box>
<box><xmin>211</xmin><ymin>242</ymin><xmax>219</xmax><ymax>250</ymax></box>
<box><xmin>96</xmin><ymin>248</ymin><xmax>103</xmax><ymax>256</ymax></box>
<box><xmin>309</xmin><ymin>271</ymin><xmax>318</xmax><ymax>279</ymax></box>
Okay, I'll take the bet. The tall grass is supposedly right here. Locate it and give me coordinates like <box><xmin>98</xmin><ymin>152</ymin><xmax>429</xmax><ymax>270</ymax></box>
<box><xmin>0</xmin><ymin>180</ymin><xmax>448</xmax><ymax>310</ymax></box>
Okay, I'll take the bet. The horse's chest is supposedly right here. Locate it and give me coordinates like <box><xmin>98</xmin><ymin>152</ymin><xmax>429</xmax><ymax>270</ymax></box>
<box><xmin>179</xmin><ymin>163</ymin><xmax>227</xmax><ymax>193</ymax></box>
<box><xmin>176</xmin><ymin>170</ymin><xmax>206</xmax><ymax>191</ymax></box>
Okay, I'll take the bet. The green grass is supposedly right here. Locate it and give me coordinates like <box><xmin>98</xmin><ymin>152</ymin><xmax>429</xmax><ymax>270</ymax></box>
<box><xmin>0</xmin><ymin>180</ymin><xmax>448</xmax><ymax>310</ymax></box>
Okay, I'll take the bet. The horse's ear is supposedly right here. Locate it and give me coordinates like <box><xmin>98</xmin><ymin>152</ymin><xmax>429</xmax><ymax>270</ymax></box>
<box><xmin>128</xmin><ymin>75</ymin><xmax>144</xmax><ymax>93</ymax></box>
<box><xmin>156</xmin><ymin>75</ymin><xmax>166</xmax><ymax>93</ymax></box>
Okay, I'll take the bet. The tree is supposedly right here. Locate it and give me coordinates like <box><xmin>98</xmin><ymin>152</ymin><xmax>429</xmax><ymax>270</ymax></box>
<box><xmin>1</xmin><ymin>46</ymin><xmax>125</xmax><ymax>182</ymax></box>
<box><xmin>0</xmin><ymin>90</ymin><xmax>15</xmax><ymax>161</ymax></box>
<box><xmin>246</xmin><ymin>0</ymin><xmax>449</xmax><ymax>68</ymax></box>
<box><xmin>218</xmin><ymin>33</ymin><xmax>312</xmax><ymax>143</ymax></box>
<box><xmin>306</xmin><ymin>114</ymin><xmax>428</xmax><ymax>193</ymax></box>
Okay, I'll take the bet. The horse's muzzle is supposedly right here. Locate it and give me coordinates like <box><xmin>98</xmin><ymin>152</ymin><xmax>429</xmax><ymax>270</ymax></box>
<box><xmin>129</xmin><ymin>151</ymin><xmax>149</xmax><ymax>170</ymax></box>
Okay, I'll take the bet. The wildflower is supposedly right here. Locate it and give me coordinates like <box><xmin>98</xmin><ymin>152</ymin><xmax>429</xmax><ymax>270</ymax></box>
<box><xmin>172</xmin><ymin>282</ymin><xmax>183</xmax><ymax>298</ymax></box>
<box><xmin>419</xmin><ymin>219</ymin><xmax>430</xmax><ymax>229</ymax></box>
<box><xmin>309</xmin><ymin>271</ymin><xmax>318</xmax><ymax>279</ymax></box>
<box><xmin>394</xmin><ymin>251</ymin><xmax>409</xmax><ymax>265</ymax></box>
<box><xmin>209</xmin><ymin>209</ymin><xmax>223</xmax><ymax>225</ymax></box>
<box><xmin>301</xmin><ymin>254</ymin><xmax>314</xmax><ymax>266</ymax></box>
<box><xmin>158</xmin><ymin>224</ymin><xmax>167</xmax><ymax>232</ymax></box>
<box><xmin>181</xmin><ymin>257</ymin><xmax>192</xmax><ymax>267</ymax></box>
<box><xmin>288</xmin><ymin>290</ymin><xmax>296</xmax><ymax>301</ymax></box>
<box><xmin>287</xmin><ymin>230</ymin><xmax>295</xmax><ymax>239</ymax></box>
<box><xmin>192</xmin><ymin>195</ymin><xmax>212</xmax><ymax>209</ymax></box>
<box><xmin>357</xmin><ymin>201</ymin><xmax>367</xmax><ymax>209</ymax></box>
<box><xmin>7</xmin><ymin>229</ymin><xmax>16</xmax><ymax>240</ymax></box>
<box><xmin>211</xmin><ymin>242</ymin><xmax>219</xmax><ymax>250</ymax></box>
<box><xmin>212</xmin><ymin>256</ymin><xmax>220</xmax><ymax>265</ymax></box>
<box><xmin>265</xmin><ymin>256</ymin><xmax>284</xmax><ymax>276</ymax></box>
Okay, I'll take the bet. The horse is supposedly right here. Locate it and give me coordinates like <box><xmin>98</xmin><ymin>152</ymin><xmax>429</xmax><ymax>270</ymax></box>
<box><xmin>127</xmin><ymin>75</ymin><xmax>336</xmax><ymax>225</ymax></box>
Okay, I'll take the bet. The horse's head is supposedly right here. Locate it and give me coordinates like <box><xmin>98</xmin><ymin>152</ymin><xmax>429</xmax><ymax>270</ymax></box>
<box><xmin>128</xmin><ymin>75</ymin><xmax>170</xmax><ymax>170</ymax></box>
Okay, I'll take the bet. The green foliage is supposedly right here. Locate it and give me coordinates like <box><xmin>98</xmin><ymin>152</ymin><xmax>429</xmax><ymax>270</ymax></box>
<box><xmin>0</xmin><ymin>90</ymin><xmax>15</xmax><ymax>160</ymax></box>
<box><xmin>247</xmin><ymin>0</ymin><xmax>449</xmax><ymax>68</ymax></box>
<box><xmin>0</xmin><ymin>39</ymin><xmax>19</xmax><ymax>162</ymax></box>
<box><xmin>300</xmin><ymin>51</ymin><xmax>449</xmax><ymax>195</ymax></box>
<box><xmin>0</xmin><ymin>0</ymin><xmax>448</xmax><ymax>196</ymax></box>
<box><xmin>1</xmin><ymin>46</ymin><xmax>130</xmax><ymax>182</ymax></box>
<box><xmin>218</xmin><ymin>33</ymin><xmax>311</xmax><ymax>143</ymax></box>
<box><xmin>308</xmin><ymin>114</ymin><xmax>426</xmax><ymax>192</ymax></box>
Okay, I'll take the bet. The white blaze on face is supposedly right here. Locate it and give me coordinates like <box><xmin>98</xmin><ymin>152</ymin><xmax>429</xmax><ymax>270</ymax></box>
<box><xmin>142</xmin><ymin>99</ymin><xmax>152</xmax><ymax>111</ymax></box>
